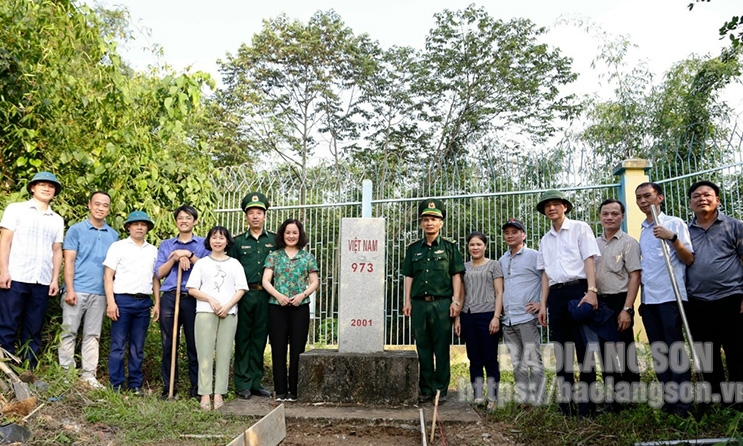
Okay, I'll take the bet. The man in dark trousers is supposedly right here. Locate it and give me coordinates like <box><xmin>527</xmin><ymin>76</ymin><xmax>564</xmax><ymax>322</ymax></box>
<box><xmin>155</xmin><ymin>205</ymin><xmax>210</xmax><ymax>399</ymax></box>
<box><xmin>230</xmin><ymin>192</ymin><xmax>276</xmax><ymax>399</ymax></box>
<box><xmin>595</xmin><ymin>198</ymin><xmax>641</xmax><ymax>410</ymax></box>
<box><xmin>686</xmin><ymin>180</ymin><xmax>743</xmax><ymax>403</ymax></box>
<box><xmin>536</xmin><ymin>189</ymin><xmax>601</xmax><ymax>417</ymax></box>
<box><xmin>0</xmin><ymin>171</ymin><xmax>64</xmax><ymax>368</ymax></box>
<box><xmin>635</xmin><ymin>182</ymin><xmax>694</xmax><ymax>417</ymax></box>
<box><xmin>402</xmin><ymin>199</ymin><xmax>465</xmax><ymax>404</ymax></box>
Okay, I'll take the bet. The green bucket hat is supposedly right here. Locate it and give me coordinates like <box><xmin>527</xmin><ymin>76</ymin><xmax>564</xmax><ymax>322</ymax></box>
<box><xmin>27</xmin><ymin>171</ymin><xmax>62</xmax><ymax>196</ymax></box>
<box><xmin>536</xmin><ymin>189</ymin><xmax>573</xmax><ymax>215</ymax></box>
<box><xmin>241</xmin><ymin>192</ymin><xmax>270</xmax><ymax>212</ymax></box>
<box><xmin>418</xmin><ymin>199</ymin><xmax>445</xmax><ymax>219</ymax></box>
<box><xmin>124</xmin><ymin>210</ymin><xmax>154</xmax><ymax>231</ymax></box>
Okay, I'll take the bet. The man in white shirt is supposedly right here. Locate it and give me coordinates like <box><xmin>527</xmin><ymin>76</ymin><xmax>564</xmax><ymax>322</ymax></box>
<box><xmin>536</xmin><ymin>189</ymin><xmax>601</xmax><ymax>417</ymax></box>
<box><xmin>0</xmin><ymin>171</ymin><xmax>64</xmax><ymax>368</ymax></box>
<box><xmin>104</xmin><ymin>211</ymin><xmax>160</xmax><ymax>394</ymax></box>
<box><xmin>635</xmin><ymin>182</ymin><xmax>694</xmax><ymax>418</ymax></box>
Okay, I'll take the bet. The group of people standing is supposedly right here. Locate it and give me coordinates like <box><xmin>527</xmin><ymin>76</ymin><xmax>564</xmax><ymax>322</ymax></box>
<box><xmin>0</xmin><ymin>172</ymin><xmax>318</xmax><ymax>410</ymax></box>
<box><xmin>3</xmin><ymin>171</ymin><xmax>741</xmax><ymax>417</ymax></box>
<box><xmin>403</xmin><ymin>180</ymin><xmax>743</xmax><ymax>418</ymax></box>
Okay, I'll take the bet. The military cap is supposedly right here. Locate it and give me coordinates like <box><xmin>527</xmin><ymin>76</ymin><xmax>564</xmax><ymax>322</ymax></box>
<box><xmin>241</xmin><ymin>192</ymin><xmax>270</xmax><ymax>212</ymax></box>
<box><xmin>502</xmin><ymin>218</ymin><xmax>525</xmax><ymax>231</ymax></box>
<box><xmin>536</xmin><ymin>189</ymin><xmax>573</xmax><ymax>215</ymax></box>
<box><xmin>418</xmin><ymin>198</ymin><xmax>445</xmax><ymax>219</ymax></box>
<box><xmin>27</xmin><ymin>171</ymin><xmax>62</xmax><ymax>196</ymax></box>
<box><xmin>124</xmin><ymin>210</ymin><xmax>154</xmax><ymax>230</ymax></box>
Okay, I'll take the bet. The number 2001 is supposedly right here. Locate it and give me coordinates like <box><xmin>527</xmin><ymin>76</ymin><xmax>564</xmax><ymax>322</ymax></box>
<box><xmin>350</xmin><ymin>319</ymin><xmax>373</xmax><ymax>327</ymax></box>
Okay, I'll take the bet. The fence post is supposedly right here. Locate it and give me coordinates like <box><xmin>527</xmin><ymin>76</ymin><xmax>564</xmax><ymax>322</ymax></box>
<box><xmin>613</xmin><ymin>158</ymin><xmax>651</xmax><ymax>342</ymax></box>
<box><xmin>362</xmin><ymin>180</ymin><xmax>372</xmax><ymax>218</ymax></box>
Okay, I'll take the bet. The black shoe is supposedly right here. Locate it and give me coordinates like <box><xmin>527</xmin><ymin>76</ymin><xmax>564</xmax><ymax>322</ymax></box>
<box><xmin>285</xmin><ymin>393</ymin><xmax>297</xmax><ymax>402</ymax></box>
<box><xmin>418</xmin><ymin>394</ymin><xmax>433</xmax><ymax>404</ymax></box>
<box><xmin>275</xmin><ymin>393</ymin><xmax>287</xmax><ymax>402</ymax></box>
<box><xmin>437</xmin><ymin>394</ymin><xmax>447</xmax><ymax>404</ymax></box>
<box><xmin>189</xmin><ymin>387</ymin><xmax>199</xmax><ymax>400</ymax></box>
<box><xmin>129</xmin><ymin>387</ymin><xmax>143</xmax><ymax>397</ymax></box>
<box><xmin>160</xmin><ymin>388</ymin><xmax>179</xmax><ymax>400</ymax></box>
<box><xmin>237</xmin><ymin>389</ymin><xmax>252</xmax><ymax>400</ymax></box>
<box><xmin>251</xmin><ymin>388</ymin><xmax>272</xmax><ymax>397</ymax></box>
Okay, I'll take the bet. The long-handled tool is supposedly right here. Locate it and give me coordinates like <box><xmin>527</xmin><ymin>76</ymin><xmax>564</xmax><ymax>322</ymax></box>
<box><xmin>649</xmin><ymin>204</ymin><xmax>702</xmax><ymax>373</ymax></box>
<box><xmin>168</xmin><ymin>267</ymin><xmax>183</xmax><ymax>399</ymax></box>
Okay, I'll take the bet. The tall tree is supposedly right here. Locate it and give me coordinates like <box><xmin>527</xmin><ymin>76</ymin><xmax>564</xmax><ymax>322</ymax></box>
<box><xmin>216</xmin><ymin>10</ymin><xmax>379</xmax><ymax>206</ymax></box>
<box><xmin>413</xmin><ymin>5</ymin><xmax>580</xmax><ymax>175</ymax></box>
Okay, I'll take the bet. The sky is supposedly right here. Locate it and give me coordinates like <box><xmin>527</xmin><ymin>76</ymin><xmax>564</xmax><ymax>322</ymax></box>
<box><xmin>89</xmin><ymin>0</ymin><xmax>743</xmax><ymax>111</ymax></box>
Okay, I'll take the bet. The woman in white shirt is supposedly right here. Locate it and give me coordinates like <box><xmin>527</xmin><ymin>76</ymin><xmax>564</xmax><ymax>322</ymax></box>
<box><xmin>186</xmin><ymin>226</ymin><xmax>248</xmax><ymax>410</ymax></box>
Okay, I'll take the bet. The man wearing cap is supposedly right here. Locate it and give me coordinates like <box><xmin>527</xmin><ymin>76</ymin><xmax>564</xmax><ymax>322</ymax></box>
<box><xmin>58</xmin><ymin>191</ymin><xmax>118</xmax><ymax>388</ymax></box>
<box><xmin>155</xmin><ymin>205</ymin><xmax>210</xmax><ymax>399</ymax></box>
<box><xmin>229</xmin><ymin>192</ymin><xmax>276</xmax><ymax>399</ymax></box>
<box><xmin>535</xmin><ymin>189</ymin><xmax>601</xmax><ymax>416</ymax></box>
<box><xmin>402</xmin><ymin>199</ymin><xmax>465</xmax><ymax>403</ymax></box>
<box><xmin>0</xmin><ymin>171</ymin><xmax>64</xmax><ymax>368</ymax></box>
<box><xmin>635</xmin><ymin>182</ymin><xmax>693</xmax><ymax>417</ymax></box>
<box><xmin>685</xmin><ymin>181</ymin><xmax>743</xmax><ymax>401</ymax></box>
<box><xmin>103</xmin><ymin>211</ymin><xmax>160</xmax><ymax>393</ymax></box>
<box><xmin>498</xmin><ymin>218</ymin><xmax>545</xmax><ymax>405</ymax></box>
<box><xmin>595</xmin><ymin>198</ymin><xmax>641</xmax><ymax>407</ymax></box>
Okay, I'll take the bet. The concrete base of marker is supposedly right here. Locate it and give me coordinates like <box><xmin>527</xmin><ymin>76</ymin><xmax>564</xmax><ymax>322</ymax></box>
<box><xmin>297</xmin><ymin>349</ymin><xmax>419</xmax><ymax>405</ymax></box>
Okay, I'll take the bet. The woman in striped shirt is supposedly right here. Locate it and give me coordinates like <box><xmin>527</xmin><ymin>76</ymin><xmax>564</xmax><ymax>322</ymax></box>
<box><xmin>454</xmin><ymin>231</ymin><xmax>503</xmax><ymax>408</ymax></box>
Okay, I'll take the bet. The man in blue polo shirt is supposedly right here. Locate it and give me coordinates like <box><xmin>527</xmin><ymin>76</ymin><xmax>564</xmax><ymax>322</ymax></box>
<box><xmin>155</xmin><ymin>205</ymin><xmax>210</xmax><ymax>399</ymax></box>
<box><xmin>0</xmin><ymin>171</ymin><xmax>64</xmax><ymax>368</ymax></box>
<box><xmin>686</xmin><ymin>180</ymin><xmax>743</xmax><ymax>402</ymax></box>
<box><xmin>58</xmin><ymin>191</ymin><xmax>118</xmax><ymax>388</ymax></box>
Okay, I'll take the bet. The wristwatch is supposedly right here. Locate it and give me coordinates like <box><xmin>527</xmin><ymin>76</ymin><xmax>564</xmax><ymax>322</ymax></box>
<box><xmin>587</xmin><ymin>287</ymin><xmax>598</xmax><ymax>293</ymax></box>
<box><xmin>188</xmin><ymin>252</ymin><xmax>195</xmax><ymax>259</ymax></box>
<box><xmin>453</xmin><ymin>301</ymin><xmax>461</xmax><ymax>306</ymax></box>
<box><xmin>670</xmin><ymin>234</ymin><xmax>678</xmax><ymax>243</ymax></box>
<box><xmin>622</xmin><ymin>306</ymin><xmax>635</xmax><ymax>316</ymax></box>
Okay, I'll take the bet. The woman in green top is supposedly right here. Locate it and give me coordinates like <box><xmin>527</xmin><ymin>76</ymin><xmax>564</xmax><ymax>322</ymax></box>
<box><xmin>262</xmin><ymin>218</ymin><xmax>319</xmax><ymax>402</ymax></box>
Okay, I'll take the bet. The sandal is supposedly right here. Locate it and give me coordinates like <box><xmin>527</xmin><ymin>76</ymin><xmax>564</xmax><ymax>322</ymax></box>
<box><xmin>213</xmin><ymin>395</ymin><xmax>224</xmax><ymax>410</ymax></box>
<box><xmin>200</xmin><ymin>397</ymin><xmax>211</xmax><ymax>411</ymax></box>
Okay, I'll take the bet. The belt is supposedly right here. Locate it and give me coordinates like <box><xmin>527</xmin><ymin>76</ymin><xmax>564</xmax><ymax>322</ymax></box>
<box><xmin>413</xmin><ymin>295</ymin><xmax>449</xmax><ymax>302</ymax></box>
<box><xmin>125</xmin><ymin>293</ymin><xmax>150</xmax><ymax>299</ymax></box>
<box><xmin>248</xmin><ymin>283</ymin><xmax>264</xmax><ymax>291</ymax></box>
<box><xmin>163</xmin><ymin>290</ymin><xmax>192</xmax><ymax>298</ymax></box>
<box><xmin>598</xmin><ymin>292</ymin><xmax>626</xmax><ymax>300</ymax></box>
<box><xmin>549</xmin><ymin>279</ymin><xmax>586</xmax><ymax>290</ymax></box>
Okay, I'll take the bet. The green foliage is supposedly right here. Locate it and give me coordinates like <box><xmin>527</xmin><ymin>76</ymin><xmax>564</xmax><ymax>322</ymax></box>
<box><xmin>217</xmin><ymin>10</ymin><xmax>379</xmax><ymax>205</ymax></box>
<box><xmin>577</xmin><ymin>22</ymin><xmax>741</xmax><ymax>173</ymax></box>
<box><xmin>0</xmin><ymin>0</ymin><xmax>218</xmax><ymax>238</ymax></box>
<box><xmin>415</xmin><ymin>5</ymin><xmax>580</xmax><ymax>173</ymax></box>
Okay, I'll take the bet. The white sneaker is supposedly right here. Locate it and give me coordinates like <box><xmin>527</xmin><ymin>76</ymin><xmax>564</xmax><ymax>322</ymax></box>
<box><xmin>81</xmin><ymin>375</ymin><xmax>104</xmax><ymax>389</ymax></box>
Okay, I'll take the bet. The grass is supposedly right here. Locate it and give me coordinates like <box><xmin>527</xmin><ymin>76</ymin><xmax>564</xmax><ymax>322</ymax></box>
<box><xmin>6</xmin><ymin>321</ymin><xmax>743</xmax><ymax>445</ymax></box>
<box><xmin>452</xmin><ymin>367</ymin><xmax>743</xmax><ymax>445</ymax></box>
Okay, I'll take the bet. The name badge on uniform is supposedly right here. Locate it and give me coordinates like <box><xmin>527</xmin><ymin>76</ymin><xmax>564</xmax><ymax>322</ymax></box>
<box><xmin>434</xmin><ymin>250</ymin><xmax>444</xmax><ymax>254</ymax></box>
<box><xmin>265</xmin><ymin>243</ymin><xmax>274</xmax><ymax>248</ymax></box>
<box><xmin>414</xmin><ymin>252</ymin><xmax>423</xmax><ymax>257</ymax></box>
<box><xmin>242</xmin><ymin>245</ymin><xmax>251</xmax><ymax>249</ymax></box>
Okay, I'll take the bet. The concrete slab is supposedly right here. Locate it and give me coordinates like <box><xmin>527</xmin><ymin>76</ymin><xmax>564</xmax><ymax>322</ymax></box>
<box><xmin>220</xmin><ymin>390</ymin><xmax>480</xmax><ymax>426</ymax></box>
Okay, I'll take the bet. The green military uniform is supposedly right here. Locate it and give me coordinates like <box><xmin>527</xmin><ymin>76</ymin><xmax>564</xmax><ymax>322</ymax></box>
<box><xmin>229</xmin><ymin>193</ymin><xmax>276</xmax><ymax>395</ymax></box>
<box><xmin>402</xmin><ymin>199</ymin><xmax>465</xmax><ymax>399</ymax></box>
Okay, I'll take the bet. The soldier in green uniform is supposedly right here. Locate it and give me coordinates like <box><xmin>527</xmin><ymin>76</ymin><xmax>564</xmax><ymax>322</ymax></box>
<box><xmin>229</xmin><ymin>192</ymin><xmax>276</xmax><ymax>399</ymax></box>
<box><xmin>402</xmin><ymin>199</ymin><xmax>465</xmax><ymax>403</ymax></box>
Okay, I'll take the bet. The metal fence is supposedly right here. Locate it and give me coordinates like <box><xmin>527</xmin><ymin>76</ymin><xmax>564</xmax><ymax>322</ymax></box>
<box><xmin>211</xmin><ymin>122</ymin><xmax>743</xmax><ymax>346</ymax></box>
